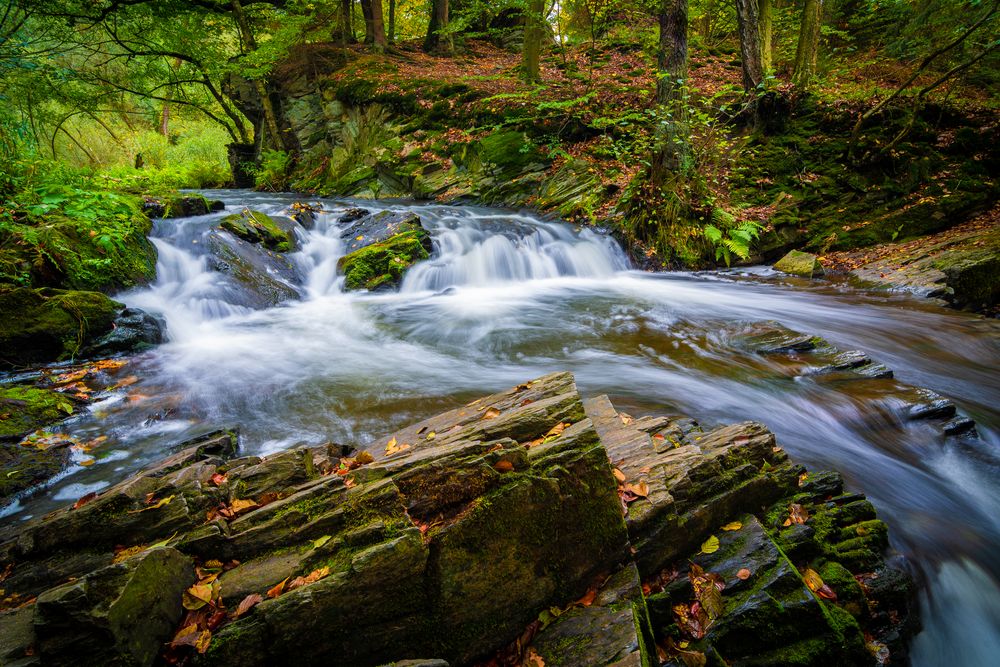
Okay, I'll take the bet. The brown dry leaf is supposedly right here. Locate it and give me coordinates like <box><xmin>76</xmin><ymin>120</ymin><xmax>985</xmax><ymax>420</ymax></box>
<box><xmin>385</xmin><ymin>437</ymin><xmax>411</xmax><ymax>456</ymax></box>
<box><xmin>344</xmin><ymin>476</ymin><xmax>356</xmax><ymax>488</ymax></box>
<box><xmin>575</xmin><ymin>588</ymin><xmax>597</xmax><ymax>607</ymax></box>
<box><xmin>79</xmin><ymin>458</ymin><xmax>95</xmax><ymax>467</ymax></box>
<box><xmin>285</xmin><ymin>576</ymin><xmax>308</xmax><ymax>592</ymax></box>
<box><xmin>721</xmin><ymin>521</ymin><xmax>743</xmax><ymax>531</ymax></box>
<box><xmin>234</xmin><ymin>593</ymin><xmax>263</xmax><ymax>618</ymax></box>
<box><xmin>210</xmin><ymin>473</ymin><xmax>227</xmax><ymax>486</ymax></box>
<box><xmin>494</xmin><ymin>460</ymin><xmax>514</xmax><ymax>473</ymax></box>
<box><xmin>624</xmin><ymin>480</ymin><xmax>649</xmax><ymax>498</ymax></box>
<box><xmin>304</xmin><ymin>566</ymin><xmax>330</xmax><ymax>584</ymax></box>
<box><xmin>545</xmin><ymin>422</ymin><xmax>567</xmax><ymax>438</ymax></box>
<box><xmin>482</xmin><ymin>407</ymin><xmax>501</xmax><ymax>419</ymax></box>
<box><xmin>782</xmin><ymin>518</ymin><xmax>792</xmax><ymax>527</ymax></box>
<box><xmin>736</xmin><ymin>568</ymin><xmax>752</xmax><ymax>580</ymax></box>
<box><xmin>112</xmin><ymin>545</ymin><xmax>146</xmax><ymax>564</ymax></box>
<box><xmin>228</xmin><ymin>498</ymin><xmax>258</xmax><ymax>515</ymax></box>
<box><xmin>525</xmin><ymin>647</ymin><xmax>545</xmax><ymax>667</ymax></box>
<box><xmin>72</xmin><ymin>492</ymin><xmax>97</xmax><ymax>510</ymax></box>
<box><xmin>619</xmin><ymin>413</ymin><xmax>633</xmax><ymax>425</ymax></box>
<box><xmin>114</xmin><ymin>375</ymin><xmax>139</xmax><ymax>388</ymax></box>
<box><xmin>612</xmin><ymin>468</ymin><xmax>626</xmax><ymax>483</ymax></box>
<box><xmin>789</xmin><ymin>503</ymin><xmax>810</xmax><ymax>525</ymax></box>
<box><xmin>170</xmin><ymin>623</ymin><xmax>200</xmax><ymax>648</ymax></box>
<box><xmin>354</xmin><ymin>451</ymin><xmax>374</xmax><ymax>465</ymax></box>
<box><xmin>266</xmin><ymin>577</ymin><xmax>289</xmax><ymax>599</ymax></box>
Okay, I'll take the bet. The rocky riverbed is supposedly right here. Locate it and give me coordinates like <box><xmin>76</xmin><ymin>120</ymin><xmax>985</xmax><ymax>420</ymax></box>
<box><xmin>0</xmin><ymin>372</ymin><xmax>916</xmax><ymax>666</ymax></box>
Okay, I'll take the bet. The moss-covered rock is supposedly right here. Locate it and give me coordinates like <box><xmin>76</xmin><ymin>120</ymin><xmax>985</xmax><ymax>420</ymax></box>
<box><xmin>338</xmin><ymin>229</ymin><xmax>431</xmax><ymax>291</ymax></box>
<box><xmin>775</xmin><ymin>249</ymin><xmax>825</xmax><ymax>277</ymax></box>
<box><xmin>0</xmin><ymin>287</ymin><xmax>121</xmax><ymax>368</ymax></box>
<box><xmin>219</xmin><ymin>209</ymin><xmax>297</xmax><ymax>252</ymax></box>
<box><xmin>142</xmin><ymin>194</ymin><xmax>224</xmax><ymax>219</ymax></box>
<box><xmin>0</xmin><ymin>386</ymin><xmax>73</xmax><ymax>440</ymax></box>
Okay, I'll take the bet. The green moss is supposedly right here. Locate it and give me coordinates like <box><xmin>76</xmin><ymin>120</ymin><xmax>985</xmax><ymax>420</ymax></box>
<box><xmin>0</xmin><ymin>287</ymin><xmax>121</xmax><ymax>367</ymax></box>
<box><xmin>0</xmin><ymin>385</ymin><xmax>73</xmax><ymax>438</ymax></box>
<box><xmin>220</xmin><ymin>210</ymin><xmax>294</xmax><ymax>252</ymax></box>
<box><xmin>337</xmin><ymin>230</ymin><xmax>430</xmax><ymax>291</ymax></box>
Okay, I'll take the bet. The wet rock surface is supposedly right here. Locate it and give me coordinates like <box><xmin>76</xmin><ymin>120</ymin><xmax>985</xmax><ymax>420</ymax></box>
<box><xmin>218</xmin><ymin>210</ymin><xmax>299</xmax><ymax>253</ymax></box>
<box><xmin>337</xmin><ymin>210</ymin><xmax>433</xmax><ymax>291</ymax></box>
<box><xmin>0</xmin><ymin>371</ymin><xmax>924</xmax><ymax>666</ymax></box>
<box><xmin>143</xmin><ymin>195</ymin><xmax>225</xmax><ymax>219</ymax></box>
<box><xmin>206</xmin><ymin>231</ymin><xmax>303</xmax><ymax>309</ymax></box>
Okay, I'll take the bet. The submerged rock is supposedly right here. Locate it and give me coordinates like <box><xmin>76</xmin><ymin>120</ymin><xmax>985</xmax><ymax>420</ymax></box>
<box><xmin>0</xmin><ymin>386</ymin><xmax>75</xmax><ymax>504</ymax></box>
<box><xmin>82</xmin><ymin>308</ymin><xmax>165</xmax><ymax>358</ymax></box>
<box><xmin>338</xmin><ymin>210</ymin><xmax>433</xmax><ymax>291</ymax></box>
<box><xmin>775</xmin><ymin>249</ymin><xmax>825</xmax><ymax>277</ymax></box>
<box><xmin>0</xmin><ymin>372</ymin><xmax>918</xmax><ymax>666</ymax></box>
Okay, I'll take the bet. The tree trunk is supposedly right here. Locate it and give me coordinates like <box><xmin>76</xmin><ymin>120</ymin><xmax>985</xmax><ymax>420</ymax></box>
<box><xmin>424</xmin><ymin>0</ymin><xmax>451</xmax><ymax>53</ymax></box>
<box><xmin>700</xmin><ymin>0</ymin><xmax>715</xmax><ymax>40</ymax></box>
<box><xmin>388</xmin><ymin>0</ymin><xmax>396</xmax><ymax>44</ymax></box>
<box><xmin>653</xmin><ymin>0</ymin><xmax>689</xmax><ymax>178</ymax></box>
<box><xmin>522</xmin><ymin>0</ymin><xmax>544</xmax><ymax>82</ymax></box>
<box><xmin>736</xmin><ymin>0</ymin><xmax>764</xmax><ymax>92</ymax></box>
<box><xmin>792</xmin><ymin>0</ymin><xmax>822</xmax><ymax>90</ymax></box>
<box><xmin>360</xmin><ymin>0</ymin><xmax>387</xmax><ymax>49</ymax></box>
<box><xmin>231</xmin><ymin>0</ymin><xmax>283</xmax><ymax>151</ymax></box>
<box><xmin>759</xmin><ymin>0</ymin><xmax>772</xmax><ymax>72</ymax></box>
<box><xmin>160</xmin><ymin>103</ymin><xmax>170</xmax><ymax>136</ymax></box>
<box><xmin>340</xmin><ymin>0</ymin><xmax>354</xmax><ymax>45</ymax></box>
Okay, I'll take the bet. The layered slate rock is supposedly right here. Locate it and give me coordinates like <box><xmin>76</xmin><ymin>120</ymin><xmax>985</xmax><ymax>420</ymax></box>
<box><xmin>143</xmin><ymin>195</ymin><xmax>225</xmax><ymax>219</ymax></box>
<box><xmin>0</xmin><ymin>372</ymin><xmax>916</xmax><ymax>667</ymax></box>
<box><xmin>337</xmin><ymin>210</ymin><xmax>433</xmax><ymax>291</ymax></box>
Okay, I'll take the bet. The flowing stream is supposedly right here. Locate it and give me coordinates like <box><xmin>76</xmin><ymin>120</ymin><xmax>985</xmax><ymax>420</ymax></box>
<box><xmin>5</xmin><ymin>190</ymin><xmax>1000</xmax><ymax>665</ymax></box>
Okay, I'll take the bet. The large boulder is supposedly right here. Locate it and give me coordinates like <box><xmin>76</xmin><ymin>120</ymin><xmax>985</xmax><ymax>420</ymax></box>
<box><xmin>142</xmin><ymin>195</ymin><xmax>225</xmax><ymax>219</ymax></box>
<box><xmin>0</xmin><ymin>288</ymin><xmax>120</xmax><ymax>368</ymax></box>
<box><xmin>206</xmin><ymin>231</ymin><xmax>302</xmax><ymax>308</ymax></box>
<box><xmin>338</xmin><ymin>210</ymin><xmax>433</xmax><ymax>291</ymax></box>
<box><xmin>219</xmin><ymin>210</ymin><xmax>298</xmax><ymax>252</ymax></box>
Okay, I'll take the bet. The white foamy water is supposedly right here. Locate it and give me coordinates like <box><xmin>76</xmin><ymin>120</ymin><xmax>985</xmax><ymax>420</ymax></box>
<box><xmin>4</xmin><ymin>190</ymin><xmax>999</xmax><ymax>665</ymax></box>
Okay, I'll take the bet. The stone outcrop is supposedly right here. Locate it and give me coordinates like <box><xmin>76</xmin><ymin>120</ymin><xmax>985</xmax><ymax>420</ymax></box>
<box><xmin>219</xmin><ymin>210</ymin><xmax>299</xmax><ymax>253</ymax></box>
<box><xmin>206</xmin><ymin>231</ymin><xmax>303</xmax><ymax>309</ymax></box>
<box><xmin>337</xmin><ymin>210</ymin><xmax>433</xmax><ymax>291</ymax></box>
<box><xmin>0</xmin><ymin>373</ymin><xmax>918</xmax><ymax>666</ymax></box>
<box><xmin>143</xmin><ymin>195</ymin><xmax>225</xmax><ymax>219</ymax></box>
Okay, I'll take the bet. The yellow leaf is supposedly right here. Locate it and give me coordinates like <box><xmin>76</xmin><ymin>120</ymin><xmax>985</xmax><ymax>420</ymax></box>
<box><xmin>229</xmin><ymin>498</ymin><xmax>258</xmax><ymax>514</ymax></box>
<box><xmin>355</xmin><ymin>235</ymin><xmax>364</xmax><ymax>241</ymax></box>
<box><xmin>803</xmin><ymin>568</ymin><xmax>824</xmax><ymax>592</ymax></box>
<box><xmin>700</xmin><ymin>535</ymin><xmax>720</xmax><ymax>554</ymax></box>
<box><xmin>182</xmin><ymin>583</ymin><xmax>213</xmax><ymax>610</ymax></box>
<box><xmin>482</xmin><ymin>407</ymin><xmax>501</xmax><ymax>419</ymax></box>
<box><xmin>79</xmin><ymin>458</ymin><xmax>95</xmax><ymax>467</ymax></box>
<box><xmin>194</xmin><ymin>629</ymin><xmax>212</xmax><ymax>654</ymax></box>
<box><xmin>313</xmin><ymin>535</ymin><xmax>332</xmax><ymax>549</ymax></box>
<box><xmin>425</xmin><ymin>431</ymin><xmax>436</xmax><ymax>440</ymax></box>
<box><xmin>721</xmin><ymin>521</ymin><xmax>742</xmax><ymax>531</ymax></box>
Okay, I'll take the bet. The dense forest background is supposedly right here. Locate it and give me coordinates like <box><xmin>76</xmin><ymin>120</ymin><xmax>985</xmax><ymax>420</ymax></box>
<box><xmin>1</xmin><ymin>0</ymin><xmax>997</xmax><ymax>273</ymax></box>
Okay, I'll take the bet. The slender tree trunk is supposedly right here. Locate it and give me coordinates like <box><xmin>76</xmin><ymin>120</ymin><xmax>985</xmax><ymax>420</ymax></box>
<box><xmin>388</xmin><ymin>0</ymin><xmax>396</xmax><ymax>44</ymax></box>
<box><xmin>424</xmin><ymin>0</ymin><xmax>451</xmax><ymax>53</ymax></box>
<box><xmin>700</xmin><ymin>0</ymin><xmax>715</xmax><ymax>40</ymax></box>
<box><xmin>736</xmin><ymin>0</ymin><xmax>764</xmax><ymax>92</ymax></box>
<box><xmin>653</xmin><ymin>0</ymin><xmax>689</xmax><ymax>178</ymax></box>
<box><xmin>523</xmin><ymin>0</ymin><xmax>544</xmax><ymax>82</ymax></box>
<box><xmin>792</xmin><ymin>0</ymin><xmax>822</xmax><ymax>90</ymax></box>
<box><xmin>759</xmin><ymin>0</ymin><xmax>772</xmax><ymax>72</ymax></box>
<box><xmin>340</xmin><ymin>0</ymin><xmax>353</xmax><ymax>45</ymax></box>
<box><xmin>360</xmin><ymin>0</ymin><xmax>386</xmax><ymax>49</ymax></box>
<box><xmin>232</xmin><ymin>0</ymin><xmax>283</xmax><ymax>151</ymax></box>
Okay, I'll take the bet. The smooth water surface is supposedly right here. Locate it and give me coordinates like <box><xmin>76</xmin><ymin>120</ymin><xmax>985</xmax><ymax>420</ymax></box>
<box><xmin>5</xmin><ymin>190</ymin><xmax>999</xmax><ymax>665</ymax></box>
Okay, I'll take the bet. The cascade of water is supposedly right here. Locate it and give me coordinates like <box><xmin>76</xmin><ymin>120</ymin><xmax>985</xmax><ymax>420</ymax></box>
<box><xmin>4</xmin><ymin>190</ymin><xmax>998</xmax><ymax>665</ymax></box>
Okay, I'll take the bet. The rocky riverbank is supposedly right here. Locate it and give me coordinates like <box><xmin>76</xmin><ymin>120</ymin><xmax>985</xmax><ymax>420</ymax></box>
<box><xmin>0</xmin><ymin>371</ymin><xmax>919</xmax><ymax>666</ymax></box>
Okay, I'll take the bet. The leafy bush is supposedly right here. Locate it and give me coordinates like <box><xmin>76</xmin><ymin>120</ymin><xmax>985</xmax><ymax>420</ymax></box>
<box><xmin>704</xmin><ymin>212</ymin><xmax>763</xmax><ymax>267</ymax></box>
<box><xmin>254</xmin><ymin>149</ymin><xmax>293</xmax><ymax>191</ymax></box>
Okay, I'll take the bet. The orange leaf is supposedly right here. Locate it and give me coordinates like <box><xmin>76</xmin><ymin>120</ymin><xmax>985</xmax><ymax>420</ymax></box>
<box><xmin>789</xmin><ymin>503</ymin><xmax>810</xmax><ymax>525</ymax></box>
<box><xmin>494</xmin><ymin>460</ymin><xmax>514</xmax><ymax>473</ymax></box>
<box><xmin>210</xmin><ymin>473</ymin><xmax>227</xmax><ymax>486</ymax></box>
<box><xmin>194</xmin><ymin>629</ymin><xmax>212</xmax><ymax>654</ymax></box>
<box><xmin>736</xmin><ymin>568</ymin><xmax>751</xmax><ymax>580</ymax></box>
<box><xmin>576</xmin><ymin>588</ymin><xmax>597</xmax><ymax>607</ymax></box>
<box><xmin>267</xmin><ymin>577</ymin><xmax>289</xmax><ymax>599</ymax></box>
<box><xmin>612</xmin><ymin>468</ymin><xmax>626</xmax><ymax>484</ymax></box>
<box><xmin>228</xmin><ymin>498</ymin><xmax>258</xmax><ymax>515</ymax></box>
<box><xmin>304</xmin><ymin>566</ymin><xmax>330</xmax><ymax>584</ymax></box>
<box><xmin>72</xmin><ymin>492</ymin><xmax>97</xmax><ymax>510</ymax></box>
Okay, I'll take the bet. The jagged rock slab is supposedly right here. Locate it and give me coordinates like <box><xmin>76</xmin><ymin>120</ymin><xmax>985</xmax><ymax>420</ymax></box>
<box><xmin>206</xmin><ymin>230</ymin><xmax>303</xmax><ymax>308</ymax></box>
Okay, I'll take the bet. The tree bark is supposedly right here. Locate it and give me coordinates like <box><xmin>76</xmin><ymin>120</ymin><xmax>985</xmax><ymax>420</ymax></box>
<box><xmin>388</xmin><ymin>0</ymin><xmax>396</xmax><ymax>44</ymax></box>
<box><xmin>523</xmin><ymin>0</ymin><xmax>544</xmax><ymax>82</ymax></box>
<box><xmin>736</xmin><ymin>0</ymin><xmax>764</xmax><ymax>92</ymax></box>
<box><xmin>340</xmin><ymin>0</ymin><xmax>354</xmax><ymax>46</ymax></box>
<box><xmin>759</xmin><ymin>0</ymin><xmax>772</xmax><ymax>73</ymax></box>
<box><xmin>656</xmin><ymin>0</ymin><xmax>687</xmax><ymax>106</ymax></box>
<box><xmin>653</xmin><ymin>0</ymin><xmax>689</xmax><ymax>178</ymax></box>
<box><xmin>231</xmin><ymin>0</ymin><xmax>283</xmax><ymax>151</ymax></box>
<box><xmin>792</xmin><ymin>0</ymin><xmax>822</xmax><ymax>90</ymax></box>
<box><xmin>424</xmin><ymin>0</ymin><xmax>451</xmax><ymax>53</ymax></box>
<box><xmin>360</xmin><ymin>0</ymin><xmax>387</xmax><ymax>49</ymax></box>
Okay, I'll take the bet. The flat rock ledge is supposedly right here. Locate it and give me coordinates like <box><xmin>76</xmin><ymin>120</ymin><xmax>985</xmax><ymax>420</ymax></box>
<box><xmin>0</xmin><ymin>373</ymin><xmax>917</xmax><ymax>667</ymax></box>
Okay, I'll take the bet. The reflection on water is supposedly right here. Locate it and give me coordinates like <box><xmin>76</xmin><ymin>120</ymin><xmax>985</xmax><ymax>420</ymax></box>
<box><xmin>5</xmin><ymin>190</ymin><xmax>999</xmax><ymax>665</ymax></box>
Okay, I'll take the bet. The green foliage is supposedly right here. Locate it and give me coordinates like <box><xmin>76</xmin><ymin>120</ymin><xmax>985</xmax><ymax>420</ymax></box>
<box><xmin>254</xmin><ymin>150</ymin><xmax>293</xmax><ymax>192</ymax></box>
<box><xmin>703</xmin><ymin>216</ymin><xmax>763</xmax><ymax>267</ymax></box>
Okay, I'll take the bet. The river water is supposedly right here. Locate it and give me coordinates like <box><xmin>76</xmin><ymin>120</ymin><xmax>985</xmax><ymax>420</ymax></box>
<box><xmin>5</xmin><ymin>190</ymin><xmax>1000</xmax><ymax>664</ymax></box>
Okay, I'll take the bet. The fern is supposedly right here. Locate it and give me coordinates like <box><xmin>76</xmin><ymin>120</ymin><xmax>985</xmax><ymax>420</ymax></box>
<box><xmin>702</xmin><ymin>215</ymin><xmax>763</xmax><ymax>267</ymax></box>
